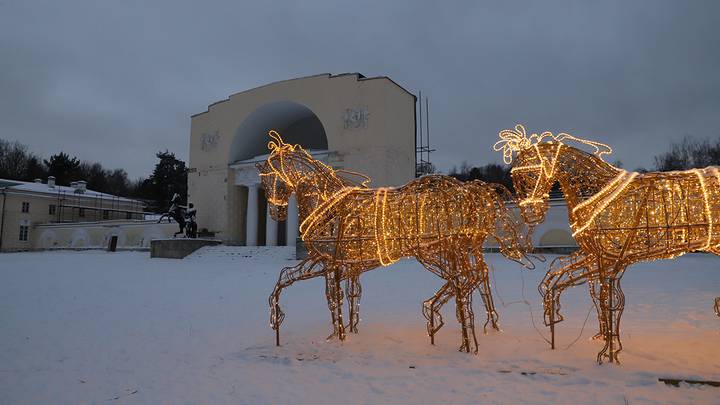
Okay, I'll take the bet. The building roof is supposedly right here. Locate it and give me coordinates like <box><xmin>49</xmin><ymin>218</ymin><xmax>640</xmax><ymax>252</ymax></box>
<box><xmin>0</xmin><ymin>178</ymin><xmax>140</xmax><ymax>203</ymax></box>
<box><xmin>192</xmin><ymin>72</ymin><xmax>416</xmax><ymax>118</ymax></box>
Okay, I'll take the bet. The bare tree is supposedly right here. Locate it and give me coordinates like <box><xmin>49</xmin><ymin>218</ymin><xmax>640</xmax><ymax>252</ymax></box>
<box><xmin>0</xmin><ymin>140</ymin><xmax>30</xmax><ymax>179</ymax></box>
<box><xmin>654</xmin><ymin>136</ymin><xmax>720</xmax><ymax>171</ymax></box>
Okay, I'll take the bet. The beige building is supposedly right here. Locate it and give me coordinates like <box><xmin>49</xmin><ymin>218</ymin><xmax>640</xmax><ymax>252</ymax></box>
<box><xmin>0</xmin><ymin>177</ymin><xmax>146</xmax><ymax>252</ymax></box>
<box><xmin>188</xmin><ymin>73</ymin><xmax>417</xmax><ymax>246</ymax></box>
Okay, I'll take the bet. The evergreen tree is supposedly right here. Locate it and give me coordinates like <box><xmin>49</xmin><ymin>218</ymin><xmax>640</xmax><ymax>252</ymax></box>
<box><xmin>106</xmin><ymin>168</ymin><xmax>131</xmax><ymax>196</ymax></box>
<box><xmin>44</xmin><ymin>152</ymin><xmax>81</xmax><ymax>186</ymax></box>
<box><xmin>23</xmin><ymin>155</ymin><xmax>48</xmax><ymax>182</ymax></box>
<box><xmin>81</xmin><ymin>162</ymin><xmax>109</xmax><ymax>192</ymax></box>
<box><xmin>144</xmin><ymin>151</ymin><xmax>188</xmax><ymax>212</ymax></box>
<box><xmin>449</xmin><ymin>161</ymin><xmax>514</xmax><ymax>192</ymax></box>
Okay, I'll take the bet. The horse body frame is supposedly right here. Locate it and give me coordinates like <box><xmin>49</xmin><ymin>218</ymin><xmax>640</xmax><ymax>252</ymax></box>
<box><xmin>505</xmin><ymin>132</ymin><xmax>720</xmax><ymax>363</ymax></box>
<box><xmin>259</xmin><ymin>132</ymin><xmax>531</xmax><ymax>353</ymax></box>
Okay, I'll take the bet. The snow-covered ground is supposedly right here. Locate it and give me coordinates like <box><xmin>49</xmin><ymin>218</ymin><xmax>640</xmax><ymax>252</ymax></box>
<box><xmin>1</xmin><ymin>248</ymin><xmax>719</xmax><ymax>404</ymax></box>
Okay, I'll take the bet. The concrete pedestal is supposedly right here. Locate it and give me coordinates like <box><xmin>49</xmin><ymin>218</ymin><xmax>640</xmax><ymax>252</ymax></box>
<box><xmin>150</xmin><ymin>238</ymin><xmax>222</xmax><ymax>259</ymax></box>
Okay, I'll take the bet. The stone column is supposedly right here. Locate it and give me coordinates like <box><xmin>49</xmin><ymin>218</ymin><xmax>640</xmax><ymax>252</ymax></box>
<box><xmin>246</xmin><ymin>184</ymin><xmax>259</xmax><ymax>246</ymax></box>
<box><xmin>286</xmin><ymin>195</ymin><xmax>299</xmax><ymax>247</ymax></box>
<box><xmin>265</xmin><ymin>201</ymin><xmax>277</xmax><ymax>246</ymax></box>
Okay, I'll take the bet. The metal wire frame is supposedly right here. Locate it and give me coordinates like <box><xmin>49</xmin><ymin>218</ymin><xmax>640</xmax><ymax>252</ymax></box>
<box><xmin>497</xmin><ymin>124</ymin><xmax>720</xmax><ymax>364</ymax></box>
<box><xmin>259</xmin><ymin>131</ymin><xmax>533</xmax><ymax>353</ymax></box>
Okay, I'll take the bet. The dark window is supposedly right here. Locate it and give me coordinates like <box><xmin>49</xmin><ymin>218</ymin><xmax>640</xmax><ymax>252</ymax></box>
<box><xmin>21</xmin><ymin>202</ymin><xmax>29</xmax><ymax>213</ymax></box>
<box><xmin>78</xmin><ymin>208</ymin><xmax>85</xmax><ymax>218</ymax></box>
<box><xmin>126</xmin><ymin>211</ymin><xmax>132</xmax><ymax>220</ymax></box>
<box><xmin>19</xmin><ymin>225</ymin><xmax>29</xmax><ymax>241</ymax></box>
<box><xmin>49</xmin><ymin>204</ymin><xmax>56</xmax><ymax>215</ymax></box>
<box><xmin>103</xmin><ymin>210</ymin><xmax>109</xmax><ymax>220</ymax></box>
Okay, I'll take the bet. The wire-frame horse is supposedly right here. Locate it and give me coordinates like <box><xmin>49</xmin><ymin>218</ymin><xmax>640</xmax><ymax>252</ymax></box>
<box><xmin>496</xmin><ymin>124</ymin><xmax>720</xmax><ymax>363</ymax></box>
<box><xmin>258</xmin><ymin>131</ymin><xmax>533</xmax><ymax>353</ymax></box>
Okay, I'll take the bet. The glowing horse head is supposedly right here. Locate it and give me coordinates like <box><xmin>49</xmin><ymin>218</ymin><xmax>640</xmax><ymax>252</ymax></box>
<box><xmin>494</xmin><ymin>124</ymin><xmax>613</xmax><ymax>226</ymax></box>
<box><xmin>256</xmin><ymin>130</ymin><xmax>313</xmax><ymax>221</ymax></box>
<box><xmin>257</xmin><ymin>130</ymin><xmax>361</xmax><ymax>221</ymax></box>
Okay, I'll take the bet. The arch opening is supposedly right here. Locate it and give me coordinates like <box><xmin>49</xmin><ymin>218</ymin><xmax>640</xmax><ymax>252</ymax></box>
<box><xmin>229</xmin><ymin>100</ymin><xmax>328</xmax><ymax>164</ymax></box>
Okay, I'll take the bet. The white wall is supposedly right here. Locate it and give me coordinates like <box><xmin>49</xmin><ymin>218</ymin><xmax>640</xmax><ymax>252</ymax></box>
<box><xmin>32</xmin><ymin>220</ymin><xmax>179</xmax><ymax>250</ymax></box>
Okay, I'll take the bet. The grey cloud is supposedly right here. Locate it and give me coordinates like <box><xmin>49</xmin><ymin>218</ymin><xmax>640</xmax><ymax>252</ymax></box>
<box><xmin>1</xmin><ymin>0</ymin><xmax>719</xmax><ymax>178</ymax></box>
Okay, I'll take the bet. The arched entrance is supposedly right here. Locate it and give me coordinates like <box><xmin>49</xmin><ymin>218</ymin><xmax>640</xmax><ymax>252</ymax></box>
<box><xmin>228</xmin><ymin>101</ymin><xmax>328</xmax><ymax>246</ymax></box>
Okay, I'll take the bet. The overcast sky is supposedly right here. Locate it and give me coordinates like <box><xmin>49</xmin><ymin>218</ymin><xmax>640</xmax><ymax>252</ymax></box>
<box><xmin>1</xmin><ymin>0</ymin><xmax>719</xmax><ymax>178</ymax></box>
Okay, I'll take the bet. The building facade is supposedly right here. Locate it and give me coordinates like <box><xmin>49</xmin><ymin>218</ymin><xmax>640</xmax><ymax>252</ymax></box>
<box><xmin>188</xmin><ymin>73</ymin><xmax>417</xmax><ymax>246</ymax></box>
<box><xmin>188</xmin><ymin>72</ymin><xmax>578</xmax><ymax>250</ymax></box>
<box><xmin>0</xmin><ymin>177</ymin><xmax>146</xmax><ymax>251</ymax></box>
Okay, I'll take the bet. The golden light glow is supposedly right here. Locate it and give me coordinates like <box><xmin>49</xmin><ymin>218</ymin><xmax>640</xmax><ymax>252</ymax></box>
<box><xmin>494</xmin><ymin>124</ymin><xmax>613</xmax><ymax>165</ymax></box>
<box><xmin>260</xmin><ymin>131</ymin><xmax>532</xmax><ymax>353</ymax></box>
<box><xmin>571</xmin><ymin>171</ymin><xmax>638</xmax><ymax>236</ymax></box>
<box><xmin>499</xmin><ymin>124</ymin><xmax>720</xmax><ymax>364</ymax></box>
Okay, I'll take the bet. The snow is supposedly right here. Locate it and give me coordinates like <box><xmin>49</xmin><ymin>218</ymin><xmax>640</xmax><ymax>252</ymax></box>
<box><xmin>1</xmin><ymin>248</ymin><xmax>719</xmax><ymax>404</ymax></box>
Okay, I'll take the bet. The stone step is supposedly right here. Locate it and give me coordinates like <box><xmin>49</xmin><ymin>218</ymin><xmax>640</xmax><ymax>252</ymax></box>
<box><xmin>184</xmin><ymin>245</ymin><xmax>296</xmax><ymax>261</ymax></box>
<box><xmin>150</xmin><ymin>238</ymin><xmax>222</xmax><ymax>259</ymax></box>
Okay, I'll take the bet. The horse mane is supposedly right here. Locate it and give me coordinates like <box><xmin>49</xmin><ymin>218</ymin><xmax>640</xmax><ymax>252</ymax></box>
<box><xmin>494</xmin><ymin>124</ymin><xmax>614</xmax><ymax>165</ymax></box>
<box><xmin>265</xmin><ymin>130</ymin><xmax>367</xmax><ymax>189</ymax></box>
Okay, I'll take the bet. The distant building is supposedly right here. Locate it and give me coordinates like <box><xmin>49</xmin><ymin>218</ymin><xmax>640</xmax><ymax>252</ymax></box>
<box><xmin>0</xmin><ymin>177</ymin><xmax>145</xmax><ymax>251</ymax></box>
<box><xmin>188</xmin><ymin>73</ymin><xmax>417</xmax><ymax>246</ymax></box>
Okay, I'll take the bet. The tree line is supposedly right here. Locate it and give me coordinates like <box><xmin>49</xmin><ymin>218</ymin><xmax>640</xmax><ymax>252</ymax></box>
<box><xmin>0</xmin><ymin>139</ymin><xmax>186</xmax><ymax>212</ymax></box>
<box><xmin>449</xmin><ymin>135</ymin><xmax>720</xmax><ymax>191</ymax></box>
<box><xmin>4</xmin><ymin>134</ymin><xmax>718</xmax><ymax>210</ymax></box>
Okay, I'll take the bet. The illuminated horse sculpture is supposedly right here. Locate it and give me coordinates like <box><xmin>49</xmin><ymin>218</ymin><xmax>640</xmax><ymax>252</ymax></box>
<box><xmin>496</xmin><ymin>124</ymin><xmax>720</xmax><ymax>363</ymax></box>
<box><xmin>259</xmin><ymin>131</ymin><xmax>533</xmax><ymax>353</ymax></box>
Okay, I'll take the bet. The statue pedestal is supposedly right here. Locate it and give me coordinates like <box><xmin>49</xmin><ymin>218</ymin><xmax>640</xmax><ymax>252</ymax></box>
<box><xmin>150</xmin><ymin>238</ymin><xmax>222</xmax><ymax>259</ymax></box>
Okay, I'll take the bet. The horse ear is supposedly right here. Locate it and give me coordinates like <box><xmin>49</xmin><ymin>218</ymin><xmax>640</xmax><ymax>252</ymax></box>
<box><xmin>267</xmin><ymin>130</ymin><xmax>285</xmax><ymax>151</ymax></box>
<box><xmin>270</xmin><ymin>130</ymin><xmax>284</xmax><ymax>144</ymax></box>
<box><xmin>495</xmin><ymin>124</ymin><xmax>530</xmax><ymax>164</ymax></box>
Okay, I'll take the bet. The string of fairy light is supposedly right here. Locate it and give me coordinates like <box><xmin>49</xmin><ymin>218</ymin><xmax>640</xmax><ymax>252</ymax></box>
<box><xmin>254</xmin><ymin>125</ymin><xmax>718</xmax><ymax>363</ymax></box>
<box><xmin>259</xmin><ymin>130</ymin><xmax>531</xmax><ymax>353</ymax></box>
<box><xmin>497</xmin><ymin>123</ymin><xmax>720</xmax><ymax>363</ymax></box>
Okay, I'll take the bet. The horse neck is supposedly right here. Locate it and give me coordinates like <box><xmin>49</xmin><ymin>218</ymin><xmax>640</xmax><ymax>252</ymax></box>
<box><xmin>291</xmin><ymin>160</ymin><xmax>347</xmax><ymax>222</ymax></box>
<box><xmin>550</xmin><ymin>144</ymin><xmax>624</xmax><ymax>209</ymax></box>
<box><xmin>492</xmin><ymin>194</ymin><xmax>525</xmax><ymax>251</ymax></box>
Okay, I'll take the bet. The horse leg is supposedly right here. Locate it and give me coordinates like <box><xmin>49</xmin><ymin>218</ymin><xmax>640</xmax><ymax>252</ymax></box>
<box><xmin>345</xmin><ymin>276</ymin><xmax>362</xmax><ymax>333</ymax></box>
<box><xmin>269</xmin><ymin>259</ymin><xmax>326</xmax><ymax>346</ymax></box>
<box><xmin>589</xmin><ymin>279</ymin><xmax>607</xmax><ymax>341</ymax></box>
<box><xmin>540</xmin><ymin>252</ymin><xmax>598</xmax><ymax>349</ymax></box>
<box><xmin>540</xmin><ymin>252</ymin><xmax>590</xmax><ymax>324</ymax></box>
<box><xmin>454</xmin><ymin>276</ymin><xmax>479</xmax><ymax>354</ymax></box>
<box><xmin>597</xmin><ymin>268</ymin><xmax>627</xmax><ymax>364</ymax></box>
<box><xmin>324</xmin><ymin>267</ymin><xmax>346</xmax><ymax>341</ymax></box>
<box><xmin>417</xmin><ymin>255</ymin><xmax>454</xmax><ymax>344</ymax></box>
<box><xmin>476</xmin><ymin>257</ymin><xmax>500</xmax><ymax>333</ymax></box>
<box><xmin>422</xmin><ymin>281</ymin><xmax>453</xmax><ymax>345</ymax></box>
<box><xmin>700</xmin><ymin>245</ymin><xmax>720</xmax><ymax>318</ymax></box>
<box><xmin>172</xmin><ymin>213</ymin><xmax>186</xmax><ymax>237</ymax></box>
